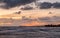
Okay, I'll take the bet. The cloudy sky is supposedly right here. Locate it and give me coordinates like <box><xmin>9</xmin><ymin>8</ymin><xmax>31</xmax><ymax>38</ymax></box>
<box><xmin>0</xmin><ymin>0</ymin><xmax>60</xmax><ymax>15</ymax></box>
<box><xmin>40</xmin><ymin>0</ymin><xmax>60</xmax><ymax>3</ymax></box>
<box><xmin>0</xmin><ymin>0</ymin><xmax>60</xmax><ymax>26</ymax></box>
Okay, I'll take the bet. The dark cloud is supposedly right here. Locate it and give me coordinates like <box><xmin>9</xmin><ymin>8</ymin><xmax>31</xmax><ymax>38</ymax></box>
<box><xmin>53</xmin><ymin>2</ymin><xmax>60</xmax><ymax>8</ymax></box>
<box><xmin>37</xmin><ymin>2</ymin><xmax>52</xmax><ymax>9</ymax></box>
<box><xmin>21</xmin><ymin>6</ymin><xmax>33</xmax><ymax>10</ymax></box>
<box><xmin>0</xmin><ymin>0</ymin><xmax>36</xmax><ymax>9</ymax></box>
<box><xmin>35</xmin><ymin>1</ymin><xmax>60</xmax><ymax>9</ymax></box>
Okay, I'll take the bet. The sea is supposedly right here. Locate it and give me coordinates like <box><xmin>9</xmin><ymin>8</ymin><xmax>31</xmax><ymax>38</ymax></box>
<box><xmin>0</xmin><ymin>26</ymin><xmax>60</xmax><ymax>38</ymax></box>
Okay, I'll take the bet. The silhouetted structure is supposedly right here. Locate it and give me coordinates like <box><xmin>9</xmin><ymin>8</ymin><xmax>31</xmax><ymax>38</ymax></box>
<box><xmin>45</xmin><ymin>24</ymin><xmax>60</xmax><ymax>27</ymax></box>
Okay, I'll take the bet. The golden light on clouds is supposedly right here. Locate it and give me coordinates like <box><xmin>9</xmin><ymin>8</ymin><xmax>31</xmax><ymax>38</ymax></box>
<box><xmin>0</xmin><ymin>7</ymin><xmax>60</xmax><ymax>26</ymax></box>
<box><xmin>19</xmin><ymin>21</ymin><xmax>46</xmax><ymax>26</ymax></box>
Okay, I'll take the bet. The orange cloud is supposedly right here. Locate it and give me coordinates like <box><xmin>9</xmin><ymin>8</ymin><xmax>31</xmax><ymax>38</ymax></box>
<box><xmin>21</xmin><ymin>21</ymin><xmax>46</xmax><ymax>26</ymax></box>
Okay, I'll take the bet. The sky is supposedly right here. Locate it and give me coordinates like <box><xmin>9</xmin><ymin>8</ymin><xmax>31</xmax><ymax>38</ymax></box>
<box><xmin>40</xmin><ymin>0</ymin><xmax>60</xmax><ymax>3</ymax></box>
<box><xmin>0</xmin><ymin>0</ymin><xmax>60</xmax><ymax>26</ymax></box>
<box><xmin>0</xmin><ymin>0</ymin><xmax>60</xmax><ymax>15</ymax></box>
